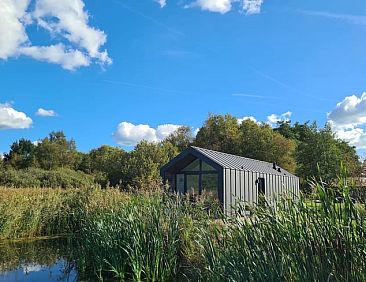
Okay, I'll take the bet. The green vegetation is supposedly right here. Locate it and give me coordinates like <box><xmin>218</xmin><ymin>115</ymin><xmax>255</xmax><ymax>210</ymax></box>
<box><xmin>1</xmin><ymin>171</ymin><xmax>366</xmax><ymax>281</ymax></box>
<box><xmin>1</xmin><ymin>114</ymin><xmax>361</xmax><ymax>190</ymax></box>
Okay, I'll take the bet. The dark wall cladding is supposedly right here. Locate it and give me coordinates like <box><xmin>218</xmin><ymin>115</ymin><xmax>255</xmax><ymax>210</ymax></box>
<box><xmin>223</xmin><ymin>168</ymin><xmax>300</xmax><ymax>215</ymax></box>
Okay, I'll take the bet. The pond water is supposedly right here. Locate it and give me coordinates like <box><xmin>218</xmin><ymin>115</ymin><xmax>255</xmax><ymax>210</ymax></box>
<box><xmin>0</xmin><ymin>238</ymin><xmax>78</xmax><ymax>282</ymax></box>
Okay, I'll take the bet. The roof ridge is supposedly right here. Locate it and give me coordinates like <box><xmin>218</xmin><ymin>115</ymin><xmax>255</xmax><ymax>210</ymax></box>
<box><xmin>191</xmin><ymin>146</ymin><xmax>283</xmax><ymax>168</ymax></box>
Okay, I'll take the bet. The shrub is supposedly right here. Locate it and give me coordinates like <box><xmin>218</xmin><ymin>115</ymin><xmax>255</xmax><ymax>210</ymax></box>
<box><xmin>0</xmin><ymin>168</ymin><xmax>96</xmax><ymax>188</ymax></box>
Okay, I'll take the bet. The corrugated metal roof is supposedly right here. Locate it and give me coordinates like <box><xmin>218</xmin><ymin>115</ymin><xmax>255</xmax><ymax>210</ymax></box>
<box><xmin>191</xmin><ymin>146</ymin><xmax>297</xmax><ymax>178</ymax></box>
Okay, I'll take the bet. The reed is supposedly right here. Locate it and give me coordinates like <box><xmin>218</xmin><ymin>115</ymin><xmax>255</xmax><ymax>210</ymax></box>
<box><xmin>200</xmin><ymin>176</ymin><xmax>366</xmax><ymax>281</ymax></box>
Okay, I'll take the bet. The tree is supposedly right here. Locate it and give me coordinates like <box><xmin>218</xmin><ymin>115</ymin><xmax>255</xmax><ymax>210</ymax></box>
<box><xmin>80</xmin><ymin>145</ymin><xmax>126</xmax><ymax>187</ymax></box>
<box><xmin>195</xmin><ymin>115</ymin><xmax>296</xmax><ymax>172</ymax></box>
<box><xmin>164</xmin><ymin>126</ymin><xmax>194</xmax><ymax>152</ymax></box>
<box><xmin>276</xmin><ymin>122</ymin><xmax>361</xmax><ymax>184</ymax></box>
<box><xmin>5</xmin><ymin>139</ymin><xmax>36</xmax><ymax>169</ymax></box>
<box><xmin>34</xmin><ymin>131</ymin><xmax>78</xmax><ymax>170</ymax></box>
<box><xmin>195</xmin><ymin>114</ymin><xmax>240</xmax><ymax>154</ymax></box>
<box><xmin>239</xmin><ymin>119</ymin><xmax>296</xmax><ymax>172</ymax></box>
<box><xmin>121</xmin><ymin>141</ymin><xmax>179</xmax><ymax>189</ymax></box>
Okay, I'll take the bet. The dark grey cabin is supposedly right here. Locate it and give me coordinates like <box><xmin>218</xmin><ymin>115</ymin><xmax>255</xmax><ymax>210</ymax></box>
<box><xmin>160</xmin><ymin>146</ymin><xmax>300</xmax><ymax>214</ymax></box>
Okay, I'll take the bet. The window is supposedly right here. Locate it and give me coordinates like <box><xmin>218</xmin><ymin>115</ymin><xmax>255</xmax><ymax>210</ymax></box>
<box><xmin>201</xmin><ymin>161</ymin><xmax>216</xmax><ymax>171</ymax></box>
<box><xmin>186</xmin><ymin>175</ymin><xmax>199</xmax><ymax>195</ymax></box>
<box><xmin>182</xmin><ymin>159</ymin><xmax>200</xmax><ymax>172</ymax></box>
<box><xmin>202</xmin><ymin>174</ymin><xmax>218</xmax><ymax>199</ymax></box>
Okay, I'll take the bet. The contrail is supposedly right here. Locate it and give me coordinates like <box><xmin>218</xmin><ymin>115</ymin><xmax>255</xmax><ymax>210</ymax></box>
<box><xmin>114</xmin><ymin>0</ymin><xmax>185</xmax><ymax>37</ymax></box>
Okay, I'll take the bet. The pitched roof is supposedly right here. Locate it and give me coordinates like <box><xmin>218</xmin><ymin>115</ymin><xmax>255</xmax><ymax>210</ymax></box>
<box><xmin>191</xmin><ymin>146</ymin><xmax>297</xmax><ymax>178</ymax></box>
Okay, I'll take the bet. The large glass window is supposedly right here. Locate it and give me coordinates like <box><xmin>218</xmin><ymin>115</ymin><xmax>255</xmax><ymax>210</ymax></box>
<box><xmin>182</xmin><ymin>159</ymin><xmax>200</xmax><ymax>172</ymax></box>
<box><xmin>202</xmin><ymin>161</ymin><xmax>216</xmax><ymax>171</ymax></box>
<box><xmin>201</xmin><ymin>174</ymin><xmax>218</xmax><ymax>199</ymax></box>
<box><xmin>186</xmin><ymin>175</ymin><xmax>199</xmax><ymax>195</ymax></box>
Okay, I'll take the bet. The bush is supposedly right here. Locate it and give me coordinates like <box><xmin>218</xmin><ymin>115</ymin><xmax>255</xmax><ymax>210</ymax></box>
<box><xmin>0</xmin><ymin>168</ymin><xmax>96</xmax><ymax>188</ymax></box>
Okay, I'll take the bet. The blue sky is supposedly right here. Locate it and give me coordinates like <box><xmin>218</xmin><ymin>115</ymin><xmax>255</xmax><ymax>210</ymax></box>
<box><xmin>1</xmin><ymin>0</ymin><xmax>366</xmax><ymax>154</ymax></box>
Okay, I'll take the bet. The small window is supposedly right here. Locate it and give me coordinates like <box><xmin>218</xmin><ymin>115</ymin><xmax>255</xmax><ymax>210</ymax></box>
<box><xmin>182</xmin><ymin>159</ymin><xmax>200</xmax><ymax>172</ymax></box>
<box><xmin>201</xmin><ymin>161</ymin><xmax>216</xmax><ymax>172</ymax></box>
<box><xmin>258</xmin><ymin>178</ymin><xmax>265</xmax><ymax>195</ymax></box>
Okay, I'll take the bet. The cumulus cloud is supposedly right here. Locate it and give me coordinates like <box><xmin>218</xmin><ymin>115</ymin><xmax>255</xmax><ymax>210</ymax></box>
<box><xmin>35</xmin><ymin>108</ymin><xmax>56</xmax><ymax>117</ymax></box>
<box><xmin>185</xmin><ymin>0</ymin><xmax>232</xmax><ymax>14</ymax></box>
<box><xmin>328</xmin><ymin>92</ymin><xmax>366</xmax><ymax>129</ymax></box>
<box><xmin>114</xmin><ymin>122</ymin><xmax>181</xmax><ymax>146</ymax></box>
<box><xmin>165</xmin><ymin>0</ymin><xmax>264</xmax><ymax>14</ymax></box>
<box><xmin>328</xmin><ymin>92</ymin><xmax>366</xmax><ymax>149</ymax></box>
<box><xmin>266</xmin><ymin>111</ymin><xmax>292</xmax><ymax>127</ymax></box>
<box><xmin>0</xmin><ymin>0</ymin><xmax>111</xmax><ymax>70</ymax></box>
<box><xmin>0</xmin><ymin>103</ymin><xmax>32</xmax><ymax>129</ymax></box>
<box><xmin>237</xmin><ymin>116</ymin><xmax>258</xmax><ymax>124</ymax></box>
<box><xmin>237</xmin><ymin>112</ymin><xmax>291</xmax><ymax>127</ymax></box>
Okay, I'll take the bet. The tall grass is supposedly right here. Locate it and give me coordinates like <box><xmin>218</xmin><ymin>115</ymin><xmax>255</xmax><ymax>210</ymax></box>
<box><xmin>201</xmin><ymin>176</ymin><xmax>366</xmax><ymax>281</ymax></box>
<box><xmin>1</xmin><ymin>173</ymin><xmax>366</xmax><ymax>281</ymax></box>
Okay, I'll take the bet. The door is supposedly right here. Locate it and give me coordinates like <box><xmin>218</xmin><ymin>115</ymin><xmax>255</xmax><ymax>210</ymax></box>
<box><xmin>176</xmin><ymin>174</ymin><xmax>185</xmax><ymax>194</ymax></box>
<box><xmin>257</xmin><ymin>177</ymin><xmax>266</xmax><ymax>205</ymax></box>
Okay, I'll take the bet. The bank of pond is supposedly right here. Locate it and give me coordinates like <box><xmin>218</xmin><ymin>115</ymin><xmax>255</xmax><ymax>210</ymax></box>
<box><xmin>0</xmin><ymin>182</ymin><xmax>366</xmax><ymax>281</ymax></box>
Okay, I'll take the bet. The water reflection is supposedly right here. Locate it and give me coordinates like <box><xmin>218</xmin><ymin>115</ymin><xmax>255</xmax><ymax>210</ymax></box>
<box><xmin>0</xmin><ymin>238</ymin><xmax>77</xmax><ymax>282</ymax></box>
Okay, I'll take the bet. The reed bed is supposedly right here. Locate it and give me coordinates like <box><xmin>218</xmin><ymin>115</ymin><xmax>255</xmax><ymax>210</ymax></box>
<box><xmin>1</xmin><ymin>176</ymin><xmax>366</xmax><ymax>281</ymax></box>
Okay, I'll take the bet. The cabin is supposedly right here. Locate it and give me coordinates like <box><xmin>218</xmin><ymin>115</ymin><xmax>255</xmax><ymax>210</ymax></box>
<box><xmin>160</xmin><ymin>146</ymin><xmax>300</xmax><ymax>214</ymax></box>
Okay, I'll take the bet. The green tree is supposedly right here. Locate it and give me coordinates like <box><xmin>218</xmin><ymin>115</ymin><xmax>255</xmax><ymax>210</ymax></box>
<box><xmin>195</xmin><ymin>114</ymin><xmax>240</xmax><ymax>154</ymax></box>
<box><xmin>164</xmin><ymin>126</ymin><xmax>194</xmax><ymax>152</ymax></box>
<box><xmin>5</xmin><ymin>139</ymin><xmax>36</xmax><ymax>169</ymax></box>
<box><xmin>34</xmin><ymin>131</ymin><xmax>78</xmax><ymax>170</ymax></box>
<box><xmin>122</xmin><ymin>141</ymin><xmax>179</xmax><ymax>189</ymax></box>
<box><xmin>80</xmin><ymin>145</ymin><xmax>126</xmax><ymax>187</ymax></box>
<box><xmin>239</xmin><ymin>119</ymin><xmax>296</xmax><ymax>172</ymax></box>
<box><xmin>276</xmin><ymin>122</ymin><xmax>361</xmax><ymax>184</ymax></box>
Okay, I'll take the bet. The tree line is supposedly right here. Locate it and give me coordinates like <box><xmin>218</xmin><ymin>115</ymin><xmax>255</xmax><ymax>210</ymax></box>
<box><xmin>0</xmin><ymin>114</ymin><xmax>361</xmax><ymax>189</ymax></box>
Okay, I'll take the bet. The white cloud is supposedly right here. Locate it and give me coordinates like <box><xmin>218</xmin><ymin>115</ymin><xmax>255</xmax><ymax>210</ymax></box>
<box><xmin>266</xmin><ymin>111</ymin><xmax>292</xmax><ymax>127</ymax></box>
<box><xmin>243</xmin><ymin>0</ymin><xmax>263</xmax><ymax>15</ymax></box>
<box><xmin>20</xmin><ymin>44</ymin><xmax>90</xmax><ymax>70</ymax></box>
<box><xmin>181</xmin><ymin>0</ymin><xmax>264</xmax><ymax>14</ymax></box>
<box><xmin>113</xmin><ymin>122</ymin><xmax>181</xmax><ymax>146</ymax></box>
<box><xmin>156</xmin><ymin>0</ymin><xmax>167</xmax><ymax>8</ymax></box>
<box><xmin>35</xmin><ymin>108</ymin><xmax>56</xmax><ymax>117</ymax></box>
<box><xmin>237</xmin><ymin>112</ymin><xmax>291</xmax><ymax>127</ymax></box>
<box><xmin>0</xmin><ymin>103</ymin><xmax>32</xmax><ymax>129</ymax></box>
<box><xmin>237</xmin><ymin>116</ymin><xmax>258</xmax><ymax>124</ymax></box>
<box><xmin>185</xmin><ymin>0</ymin><xmax>232</xmax><ymax>14</ymax></box>
<box><xmin>0</xmin><ymin>0</ymin><xmax>30</xmax><ymax>60</ymax></box>
<box><xmin>0</xmin><ymin>0</ymin><xmax>111</xmax><ymax>70</ymax></box>
<box><xmin>328</xmin><ymin>92</ymin><xmax>366</xmax><ymax>149</ymax></box>
<box><xmin>328</xmin><ymin>92</ymin><xmax>366</xmax><ymax>129</ymax></box>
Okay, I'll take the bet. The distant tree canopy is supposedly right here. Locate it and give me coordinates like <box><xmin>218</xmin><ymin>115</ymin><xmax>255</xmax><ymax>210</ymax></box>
<box><xmin>1</xmin><ymin>116</ymin><xmax>362</xmax><ymax>190</ymax></box>
<box><xmin>275</xmin><ymin>121</ymin><xmax>361</xmax><ymax>183</ymax></box>
<box><xmin>195</xmin><ymin>114</ymin><xmax>297</xmax><ymax>172</ymax></box>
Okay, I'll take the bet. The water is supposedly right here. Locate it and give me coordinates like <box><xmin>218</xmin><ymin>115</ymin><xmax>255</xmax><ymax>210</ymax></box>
<box><xmin>0</xmin><ymin>238</ymin><xmax>78</xmax><ymax>282</ymax></box>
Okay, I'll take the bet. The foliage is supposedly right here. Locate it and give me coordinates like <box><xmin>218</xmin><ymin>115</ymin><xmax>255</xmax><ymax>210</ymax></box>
<box><xmin>1</xmin><ymin>177</ymin><xmax>366</xmax><ymax>281</ymax></box>
<box><xmin>34</xmin><ymin>131</ymin><xmax>80</xmax><ymax>170</ymax></box>
<box><xmin>4</xmin><ymin>138</ymin><xmax>36</xmax><ymax>169</ymax></box>
<box><xmin>164</xmin><ymin>126</ymin><xmax>195</xmax><ymax>152</ymax></box>
<box><xmin>121</xmin><ymin>141</ymin><xmax>179</xmax><ymax>189</ymax></box>
<box><xmin>0</xmin><ymin>168</ymin><xmax>95</xmax><ymax>188</ymax></box>
<box><xmin>201</xmin><ymin>174</ymin><xmax>366</xmax><ymax>281</ymax></box>
<box><xmin>275</xmin><ymin>121</ymin><xmax>361</xmax><ymax>184</ymax></box>
<box><xmin>195</xmin><ymin>114</ymin><xmax>297</xmax><ymax>172</ymax></box>
<box><xmin>79</xmin><ymin>145</ymin><xmax>126</xmax><ymax>187</ymax></box>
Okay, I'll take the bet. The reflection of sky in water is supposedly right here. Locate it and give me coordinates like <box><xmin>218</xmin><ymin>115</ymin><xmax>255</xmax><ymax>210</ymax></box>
<box><xmin>0</xmin><ymin>260</ymin><xmax>77</xmax><ymax>282</ymax></box>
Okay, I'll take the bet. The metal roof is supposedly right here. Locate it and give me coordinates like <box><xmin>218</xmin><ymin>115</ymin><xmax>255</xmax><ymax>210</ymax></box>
<box><xmin>191</xmin><ymin>146</ymin><xmax>297</xmax><ymax>178</ymax></box>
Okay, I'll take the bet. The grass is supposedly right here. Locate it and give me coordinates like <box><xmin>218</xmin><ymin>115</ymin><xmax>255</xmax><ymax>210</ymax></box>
<box><xmin>0</xmin><ymin>174</ymin><xmax>366</xmax><ymax>281</ymax></box>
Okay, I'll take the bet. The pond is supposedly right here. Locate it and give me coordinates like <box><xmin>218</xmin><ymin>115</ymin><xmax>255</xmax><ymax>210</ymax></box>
<box><xmin>0</xmin><ymin>238</ymin><xmax>79</xmax><ymax>282</ymax></box>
